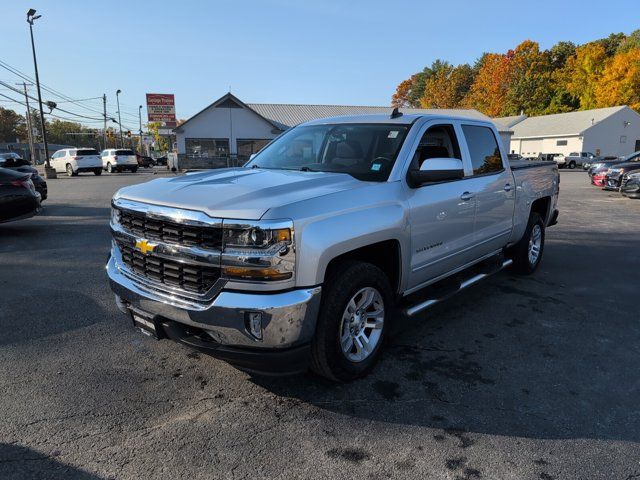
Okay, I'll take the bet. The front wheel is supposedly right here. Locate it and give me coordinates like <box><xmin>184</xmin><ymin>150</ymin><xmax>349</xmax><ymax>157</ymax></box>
<box><xmin>568</xmin><ymin>161</ymin><xmax>576</xmax><ymax>169</ymax></box>
<box><xmin>310</xmin><ymin>261</ymin><xmax>391</xmax><ymax>382</ymax></box>
<box><xmin>131</xmin><ymin>167</ymin><xmax>138</xmax><ymax>173</ymax></box>
<box><xmin>509</xmin><ymin>212</ymin><xmax>545</xmax><ymax>275</ymax></box>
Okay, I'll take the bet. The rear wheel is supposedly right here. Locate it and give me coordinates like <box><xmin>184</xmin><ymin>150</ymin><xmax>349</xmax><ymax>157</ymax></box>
<box><xmin>131</xmin><ymin>167</ymin><xmax>138</xmax><ymax>173</ymax></box>
<box><xmin>93</xmin><ymin>168</ymin><xmax>102</xmax><ymax>176</ymax></box>
<box><xmin>568</xmin><ymin>161</ymin><xmax>576</xmax><ymax>169</ymax></box>
<box><xmin>310</xmin><ymin>261</ymin><xmax>391</xmax><ymax>382</ymax></box>
<box><xmin>66</xmin><ymin>163</ymin><xmax>75</xmax><ymax>177</ymax></box>
<box><xmin>106</xmin><ymin>162</ymin><xmax>113</xmax><ymax>173</ymax></box>
<box><xmin>509</xmin><ymin>212</ymin><xmax>545</xmax><ymax>275</ymax></box>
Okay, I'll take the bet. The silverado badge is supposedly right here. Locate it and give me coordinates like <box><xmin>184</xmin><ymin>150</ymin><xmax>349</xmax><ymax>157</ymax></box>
<box><xmin>134</xmin><ymin>239</ymin><xmax>157</xmax><ymax>255</ymax></box>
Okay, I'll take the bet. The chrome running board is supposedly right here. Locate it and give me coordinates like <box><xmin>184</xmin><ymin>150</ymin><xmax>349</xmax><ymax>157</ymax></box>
<box><xmin>404</xmin><ymin>259</ymin><xmax>513</xmax><ymax>317</ymax></box>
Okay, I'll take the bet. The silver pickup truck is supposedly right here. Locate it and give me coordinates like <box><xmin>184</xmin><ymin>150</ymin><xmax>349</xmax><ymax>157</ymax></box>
<box><xmin>107</xmin><ymin>112</ymin><xmax>559</xmax><ymax>381</ymax></box>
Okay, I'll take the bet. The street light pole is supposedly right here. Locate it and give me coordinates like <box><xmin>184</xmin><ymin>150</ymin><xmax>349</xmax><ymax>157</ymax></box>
<box><xmin>138</xmin><ymin>105</ymin><xmax>143</xmax><ymax>154</ymax></box>
<box><xmin>27</xmin><ymin>8</ymin><xmax>56</xmax><ymax>178</ymax></box>
<box><xmin>102</xmin><ymin>94</ymin><xmax>107</xmax><ymax>149</ymax></box>
<box><xmin>116</xmin><ymin>89</ymin><xmax>123</xmax><ymax>148</ymax></box>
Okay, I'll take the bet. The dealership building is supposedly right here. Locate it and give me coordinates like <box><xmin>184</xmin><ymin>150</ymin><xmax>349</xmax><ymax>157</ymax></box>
<box><xmin>495</xmin><ymin>106</ymin><xmax>640</xmax><ymax>158</ymax></box>
<box><xmin>174</xmin><ymin>93</ymin><xmax>514</xmax><ymax>161</ymax></box>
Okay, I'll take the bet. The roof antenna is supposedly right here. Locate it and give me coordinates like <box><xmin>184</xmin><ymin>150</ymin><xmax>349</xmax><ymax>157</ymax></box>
<box><xmin>390</xmin><ymin>107</ymin><xmax>403</xmax><ymax>119</ymax></box>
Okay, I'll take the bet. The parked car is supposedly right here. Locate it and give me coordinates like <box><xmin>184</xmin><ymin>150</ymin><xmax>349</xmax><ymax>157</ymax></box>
<box><xmin>554</xmin><ymin>152</ymin><xmax>597</xmax><ymax>169</ymax></box>
<box><xmin>101</xmin><ymin>149</ymin><xmax>138</xmax><ymax>173</ymax></box>
<box><xmin>603</xmin><ymin>155</ymin><xmax>640</xmax><ymax>190</ymax></box>
<box><xmin>51</xmin><ymin>148</ymin><xmax>102</xmax><ymax>176</ymax></box>
<box><xmin>0</xmin><ymin>167</ymin><xmax>41</xmax><ymax>223</ymax></box>
<box><xmin>0</xmin><ymin>152</ymin><xmax>47</xmax><ymax>200</ymax></box>
<box><xmin>153</xmin><ymin>155</ymin><xmax>168</xmax><ymax>166</ymax></box>
<box><xmin>106</xmin><ymin>112</ymin><xmax>560</xmax><ymax>381</ymax></box>
<box><xmin>538</xmin><ymin>153</ymin><xmax>560</xmax><ymax>162</ymax></box>
<box><xmin>587</xmin><ymin>158</ymin><xmax>625</xmax><ymax>177</ymax></box>
<box><xmin>136</xmin><ymin>154</ymin><xmax>156</xmax><ymax>168</ymax></box>
<box><xmin>621</xmin><ymin>172</ymin><xmax>640</xmax><ymax>198</ymax></box>
<box><xmin>584</xmin><ymin>155</ymin><xmax>616</xmax><ymax>171</ymax></box>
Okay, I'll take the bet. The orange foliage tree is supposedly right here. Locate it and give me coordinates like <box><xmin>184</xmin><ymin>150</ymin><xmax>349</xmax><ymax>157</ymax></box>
<box><xmin>595</xmin><ymin>48</ymin><xmax>640</xmax><ymax>110</ymax></box>
<box><xmin>463</xmin><ymin>53</ymin><xmax>512</xmax><ymax>116</ymax></box>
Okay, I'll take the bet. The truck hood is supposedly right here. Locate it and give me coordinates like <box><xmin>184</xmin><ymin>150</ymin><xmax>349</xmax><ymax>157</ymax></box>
<box><xmin>116</xmin><ymin>167</ymin><xmax>365</xmax><ymax>220</ymax></box>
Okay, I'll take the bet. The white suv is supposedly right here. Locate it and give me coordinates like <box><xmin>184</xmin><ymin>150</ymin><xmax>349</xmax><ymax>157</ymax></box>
<box><xmin>101</xmin><ymin>149</ymin><xmax>138</xmax><ymax>173</ymax></box>
<box><xmin>50</xmin><ymin>148</ymin><xmax>102</xmax><ymax>176</ymax></box>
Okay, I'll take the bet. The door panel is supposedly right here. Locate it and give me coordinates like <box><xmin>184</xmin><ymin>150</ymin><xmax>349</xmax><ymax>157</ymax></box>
<box><xmin>407</xmin><ymin>179</ymin><xmax>479</xmax><ymax>289</ymax></box>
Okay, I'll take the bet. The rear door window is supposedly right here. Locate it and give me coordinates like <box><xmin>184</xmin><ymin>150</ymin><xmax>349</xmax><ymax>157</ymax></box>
<box><xmin>115</xmin><ymin>149</ymin><xmax>135</xmax><ymax>155</ymax></box>
<box><xmin>462</xmin><ymin>125</ymin><xmax>504</xmax><ymax>175</ymax></box>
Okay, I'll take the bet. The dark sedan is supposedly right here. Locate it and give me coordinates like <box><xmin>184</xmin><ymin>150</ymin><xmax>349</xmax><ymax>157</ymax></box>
<box><xmin>621</xmin><ymin>172</ymin><xmax>640</xmax><ymax>199</ymax></box>
<box><xmin>604</xmin><ymin>157</ymin><xmax>640</xmax><ymax>190</ymax></box>
<box><xmin>136</xmin><ymin>154</ymin><xmax>156</xmax><ymax>168</ymax></box>
<box><xmin>0</xmin><ymin>167</ymin><xmax>41</xmax><ymax>223</ymax></box>
<box><xmin>0</xmin><ymin>152</ymin><xmax>48</xmax><ymax>200</ymax></box>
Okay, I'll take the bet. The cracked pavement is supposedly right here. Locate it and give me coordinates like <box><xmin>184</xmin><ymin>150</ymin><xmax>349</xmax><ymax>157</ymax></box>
<box><xmin>1</xmin><ymin>170</ymin><xmax>639</xmax><ymax>479</ymax></box>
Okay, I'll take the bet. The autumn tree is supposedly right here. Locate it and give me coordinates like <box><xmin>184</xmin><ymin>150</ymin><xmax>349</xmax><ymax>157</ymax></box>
<box><xmin>420</xmin><ymin>63</ymin><xmax>474</xmax><ymax>109</ymax></box>
<box><xmin>617</xmin><ymin>30</ymin><xmax>640</xmax><ymax>54</ymax></box>
<box><xmin>595</xmin><ymin>48</ymin><xmax>640</xmax><ymax>110</ymax></box>
<box><xmin>564</xmin><ymin>43</ymin><xmax>608</xmax><ymax>110</ymax></box>
<box><xmin>504</xmin><ymin>40</ymin><xmax>554</xmax><ymax>115</ymax></box>
<box><xmin>391</xmin><ymin>59</ymin><xmax>451</xmax><ymax>108</ymax></box>
<box><xmin>463</xmin><ymin>52</ymin><xmax>512</xmax><ymax>116</ymax></box>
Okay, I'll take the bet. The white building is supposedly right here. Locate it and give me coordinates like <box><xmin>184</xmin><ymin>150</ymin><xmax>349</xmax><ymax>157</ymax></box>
<box><xmin>495</xmin><ymin>106</ymin><xmax>640</xmax><ymax>158</ymax></box>
<box><xmin>175</xmin><ymin>93</ymin><xmax>513</xmax><ymax>159</ymax></box>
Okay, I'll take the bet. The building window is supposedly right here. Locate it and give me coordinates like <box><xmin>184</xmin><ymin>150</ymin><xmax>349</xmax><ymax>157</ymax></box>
<box><xmin>556</xmin><ymin>140</ymin><xmax>567</xmax><ymax>146</ymax></box>
<box><xmin>237</xmin><ymin>139</ymin><xmax>271</xmax><ymax>159</ymax></box>
<box><xmin>185</xmin><ymin>138</ymin><xmax>229</xmax><ymax>157</ymax></box>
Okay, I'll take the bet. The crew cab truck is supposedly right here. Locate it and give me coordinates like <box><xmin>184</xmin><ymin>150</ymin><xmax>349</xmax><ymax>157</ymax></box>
<box><xmin>107</xmin><ymin>112</ymin><xmax>559</xmax><ymax>382</ymax></box>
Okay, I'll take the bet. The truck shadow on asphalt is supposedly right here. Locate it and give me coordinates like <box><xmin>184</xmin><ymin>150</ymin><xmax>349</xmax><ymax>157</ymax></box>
<box><xmin>251</xmin><ymin>265</ymin><xmax>640</xmax><ymax>444</ymax></box>
<box><xmin>0</xmin><ymin>443</ymin><xmax>104</xmax><ymax>480</ymax></box>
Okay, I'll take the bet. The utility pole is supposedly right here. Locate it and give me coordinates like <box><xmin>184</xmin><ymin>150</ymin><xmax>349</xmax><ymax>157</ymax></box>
<box><xmin>138</xmin><ymin>105</ymin><xmax>143</xmax><ymax>154</ymax></box>
<box><xmin>18</xmin><ymin>82</ymin><xmax>36</xmax><ymax>164</ymax></box>
<box><xmin>27</xmin><ymin>8</ymin><xmax>56</xmax><ymax>178</ymax></box>
<box><xmin>116</xmin><ymin>89</ymin><xmax>123</xmax><ymax>148</ymax></box>
<box><xmin>102</xmin><ymin>94</ymin><xmax>107</xmax><ymax>150</ymax></box>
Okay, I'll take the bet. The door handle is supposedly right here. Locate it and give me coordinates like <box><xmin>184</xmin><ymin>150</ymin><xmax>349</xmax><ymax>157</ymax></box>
<box><xmin>460</xmin><ymin>192</ymin><xmax>475</xmax><ymax>202</ymax></box>
<box><xmin>504</xmin><ymin>183</ymin><xmax>513</xmax><ymax>192</ymax></box>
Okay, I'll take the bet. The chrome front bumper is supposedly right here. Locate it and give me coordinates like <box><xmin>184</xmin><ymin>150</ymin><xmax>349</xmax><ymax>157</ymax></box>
<box><xmin>107</xmin><ymin>255</ymin><xmax>322</xmax><ymax>350</ymax></box>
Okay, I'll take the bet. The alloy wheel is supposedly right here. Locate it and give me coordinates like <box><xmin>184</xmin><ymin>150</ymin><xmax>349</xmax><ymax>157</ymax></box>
<box><xmin>338</xmin><ymin>287</ymin><xmax>385</xmax><ymax>362</ymax></box>
<box><xmin>528</xmin><ymin>224</ymin><xmax>542</xmax><ymax>266</ymax></box>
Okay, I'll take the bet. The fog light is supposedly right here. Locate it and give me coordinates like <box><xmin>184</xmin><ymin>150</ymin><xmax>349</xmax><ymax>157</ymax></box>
<box><xmin>246</xmin><ymin>312</ymin><xmax>263</xmax><ymax>340</ymax></box>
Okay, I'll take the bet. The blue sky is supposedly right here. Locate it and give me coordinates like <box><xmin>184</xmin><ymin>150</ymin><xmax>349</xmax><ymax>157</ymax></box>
<box><xmin>2</xmin><ymin>0</ymin><xmax>638</xmax><ymax>126</ymax></box>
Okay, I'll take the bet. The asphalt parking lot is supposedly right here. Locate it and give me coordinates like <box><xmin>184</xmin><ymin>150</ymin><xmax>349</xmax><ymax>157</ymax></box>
<box><xmin>1</xmin><ymin>169</ymin><xmax>639</xmax><ymax>480</ymax></box>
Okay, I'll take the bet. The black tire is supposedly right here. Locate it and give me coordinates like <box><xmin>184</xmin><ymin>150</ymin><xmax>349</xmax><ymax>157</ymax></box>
<box><xmin>94</xmin><ymin>168</ymin><xmax>102</xmax><ymax>176</ymax></box>
<box><xmin>131</xmin><ymin>167</ymin><xmax>138</xmax><ymax>173</ymax></box>
<box><xmin>568</xmin><ymin>161</ymin><xmax>576</xmax><ymax>169</ymax></box>
<box><xmin>310</xmin><ymin>261</ymin><xmax>392</xmax><ymax>382</ymax></box>
<box><xmin>509</xmin><ymin>212</ymin><xmax>545</xmax><ymax>275</ymax></box>
<box><xmin>106</xmin><ymin>162</ymin><xmax>113</xmax><ymax>173</ymax></box>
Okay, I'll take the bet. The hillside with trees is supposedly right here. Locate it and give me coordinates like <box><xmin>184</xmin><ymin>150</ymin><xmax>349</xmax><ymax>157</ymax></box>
<box><xmin>392</xmin><ymin>30</ymin><xmax>640</xmax><ymax>117</ymax></box>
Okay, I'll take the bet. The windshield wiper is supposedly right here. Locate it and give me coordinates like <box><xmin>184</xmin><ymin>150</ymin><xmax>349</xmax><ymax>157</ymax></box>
<box><xmin>299</xmin><ymin>166</ymin><xmax>316</xmax><ymax>172</ymax></box>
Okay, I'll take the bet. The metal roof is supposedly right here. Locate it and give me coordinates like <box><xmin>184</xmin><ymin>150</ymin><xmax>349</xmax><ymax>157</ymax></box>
<box><xmin>509</xmin><ymin>106</ymin><xmax>630</xmax><ymax>138</ymax></box>
<box><xmin>176</xmin><ymin>93</ymin><xmax>510</xmax><ymax>133</ymax></box>
<box><xmin>494</xmin><ymin>114</ymin><xmax>528</xmax><ymax>130</ymax></box>
<box><xmin>246</xmin><ymin>103</ymin><xmax>498</xmax><ymax>130</ymax></box>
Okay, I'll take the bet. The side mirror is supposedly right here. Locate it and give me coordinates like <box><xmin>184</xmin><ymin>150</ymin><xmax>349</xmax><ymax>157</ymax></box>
<box><xmin>408</xmin><ymin>158</ymin><xmax>464</xmax><ymax>187</ymax></box>
<box><xmin>249</xmin><ymin>153</ymin><xmax>257</xmax><ymax>161</ymax></box>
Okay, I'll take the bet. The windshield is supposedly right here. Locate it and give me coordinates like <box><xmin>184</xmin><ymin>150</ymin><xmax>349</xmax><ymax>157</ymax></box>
<box><xmin>245</xmin><ymin>124</ymin><xmax>410</xmax><ymax>181</ymax></box>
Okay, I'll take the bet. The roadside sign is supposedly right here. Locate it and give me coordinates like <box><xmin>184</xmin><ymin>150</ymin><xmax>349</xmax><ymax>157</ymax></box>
<box><xmin>146</xmin><ymin>94</ymin><xmax>176</xmax><ymax>123</ymax></box>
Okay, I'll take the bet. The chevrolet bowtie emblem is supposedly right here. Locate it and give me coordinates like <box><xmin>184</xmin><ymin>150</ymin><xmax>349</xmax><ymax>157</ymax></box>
<box><xmin>134</xmin><ymin>239</ymin><xmax>157</xmax><ymax>255</ymax></box>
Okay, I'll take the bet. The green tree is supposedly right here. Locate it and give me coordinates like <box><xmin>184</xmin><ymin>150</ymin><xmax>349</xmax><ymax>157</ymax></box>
<box><xmin>595</xmin><ymin>32</ymin><xmax>627</xmax><ymax>57</ymax></box>
<box><xmin>548</xmin><ymin>41</ymin><xmax>576</xmax><ymax>69</ymax></box>
<box><xmin>505</xmin><ymin>40</ymin><xmax>554</xmax><ymax>115</ymax></box>
<box><xmin>617</xmin><ymin>30</ymin><xmax>640</xmax><ymax>54</ymax></box>
<box><xmin>148</xmin><ymin>122</ymin><xmax>168</xmax><ymax>152</ymax></box>
<box><xmin>0</xmin><ymin>107</ymin><xmax>26</xmax><ymax>143</ymax></box>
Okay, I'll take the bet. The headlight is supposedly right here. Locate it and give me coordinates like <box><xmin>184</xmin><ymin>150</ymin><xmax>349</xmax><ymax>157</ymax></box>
<box><xmin>221</xmin><ymin>220</ymin><xmax>295</xmax><ymax>282</ymax></box>
<box><xmin>110</xmin><ymin>207</ymin><xmax>120</xmax><ymax>225</ymax></box>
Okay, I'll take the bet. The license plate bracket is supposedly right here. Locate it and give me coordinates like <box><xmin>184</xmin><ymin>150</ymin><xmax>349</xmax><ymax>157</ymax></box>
<box><xmin>131</xmin><ymin>311</ymin><xmax>161</xmax><ymax>339</ymax></box>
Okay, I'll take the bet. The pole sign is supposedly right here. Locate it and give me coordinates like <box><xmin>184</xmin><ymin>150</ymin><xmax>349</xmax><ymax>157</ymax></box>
<box><xmin>146</xmin><ymin>93</ymin><xmax>176</xmax><ymax>125</ymax></box>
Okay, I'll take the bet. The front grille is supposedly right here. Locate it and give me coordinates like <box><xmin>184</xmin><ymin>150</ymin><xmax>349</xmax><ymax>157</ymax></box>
<box><xmin>117</xmin><ymin>240</ymin><xmax>220</xmax><ymax>294</ymax></box>
<box><xmin>116</xmin><ymin>208</ymin><xmax>222</xmax><ymax>249</ymax></box>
